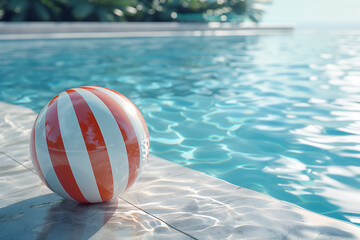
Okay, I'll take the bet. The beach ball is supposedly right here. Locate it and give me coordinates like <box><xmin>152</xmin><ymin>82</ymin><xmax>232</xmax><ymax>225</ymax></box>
<box><xmin>29</xmin><ymin>86</ymin><xmax>150</xmax><ymax>203</ymax></box>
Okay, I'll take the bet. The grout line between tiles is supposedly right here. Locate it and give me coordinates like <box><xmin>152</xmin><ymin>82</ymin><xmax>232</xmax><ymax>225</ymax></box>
<box><xmin>0</xmin><ymin>184</ymin><xmax>44</xmax><ymax>199</ymax></box>
<box><xmin>118</xmin><ymin>196</ymin><xmax>198</xmax><ymax>240</ymax></box>
<box><xmin>0</xmin><ymin>150</ymin><xmax>36</xmax><ymax>174</ymax></box>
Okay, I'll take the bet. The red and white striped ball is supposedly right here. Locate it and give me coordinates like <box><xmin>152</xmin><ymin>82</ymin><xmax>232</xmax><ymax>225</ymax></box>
<box><xmin>30</xmin><ymin>86</ymin><xmax>150</xmax><ymax>203</ymax></box>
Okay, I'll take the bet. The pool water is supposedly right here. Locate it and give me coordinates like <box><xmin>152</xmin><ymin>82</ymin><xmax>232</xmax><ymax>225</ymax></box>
<box><xmin>1</xmin><ymin>34</ymin><xmax>360</xmax><ymax>226</ymax></box>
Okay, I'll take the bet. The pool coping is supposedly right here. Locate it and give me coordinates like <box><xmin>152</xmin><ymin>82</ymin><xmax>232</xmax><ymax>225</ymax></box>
<box><xmin>1</xmin><ymin>101</ymin><xmax>360</xmax><ymax>239</ymax></box>
<box><xmin>0</xmin><ymin>22</ymin><xmax>294</xmax><ymax>40</ymax></box>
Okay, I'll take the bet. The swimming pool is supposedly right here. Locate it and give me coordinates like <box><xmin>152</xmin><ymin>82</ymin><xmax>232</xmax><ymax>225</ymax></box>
<box><xmin>1</xmin><ymin>33</ymin><xmax>359</xmax><ymax>226</ymax></box>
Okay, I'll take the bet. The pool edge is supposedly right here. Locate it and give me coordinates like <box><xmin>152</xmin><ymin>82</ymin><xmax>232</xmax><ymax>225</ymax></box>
<box><xmin>0</xmin><ymin>22</ymin><xmax>294</xmax><ymax>40</ymax></box>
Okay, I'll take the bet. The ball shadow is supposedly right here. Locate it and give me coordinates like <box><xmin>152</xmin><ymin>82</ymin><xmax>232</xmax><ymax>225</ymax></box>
<box><xmin>0</xmin><ymin>193</ymin><xmax>118</xmax><ymax>240</ymax></box>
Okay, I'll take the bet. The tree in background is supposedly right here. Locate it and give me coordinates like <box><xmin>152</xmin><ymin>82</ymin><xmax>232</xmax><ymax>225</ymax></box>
<box><xmin>0</xmin><ymin>0</ymin><xmax>269</xmax><ymax>22</ymax></box>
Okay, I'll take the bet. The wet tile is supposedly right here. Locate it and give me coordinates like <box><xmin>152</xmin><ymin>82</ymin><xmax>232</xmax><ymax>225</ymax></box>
<box><xmin>0</xmin><ymin>184</ymin><xmax>53</xmax><ymax>209</ymax></box>
<box><xmin>0</xmin><ymin>190</ymin><xmax>190</xmax><ymax>240</ymax></box>
<box><xmin>131</xmin><ymin>155</ymin><xmax>193</xmax><ymax>189</ymax></box>
<box><xmin>123</xmin><ymin>156</ymin><xmax>241</xmax><ymax>221</ymax></box>
<box><xmin>123</xmin><ymin>156</ymin><xmax>360</xmax><ymax>239</ymax></box>
<box><xmin>122</xmin><ymin>156</ymin><xmax>205</xmax><ymax>220</ymax></box>
<box><xmin>0</xmin><ymin>153</ymin><xmax>41</xmax><ymax>198</ymax></box>
<box><xmin>92</xmin><ymin>201</ymin><xmax>192</xmax><ymax>240</ymax></box>
<box><xmin>0</xmin><ymin>148</ymin><xmax>34</xmax><ymax>170</ymax></box>
<box><xmin>0</xmin><ymin>103</ymin><xmax>36</xmax><ymax>151</ymax></box>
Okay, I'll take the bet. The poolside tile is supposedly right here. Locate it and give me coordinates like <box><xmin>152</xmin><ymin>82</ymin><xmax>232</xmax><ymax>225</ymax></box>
<box><xmin>0</xmin><ymin>102</ymin><xmax>35</xmax><ymax>149</ymax></box>
<box><xmin>0</xmin><ymin>189</ymin><xmax>190</xmax><ymax>240</ymax></box>
<box><xmin>124</xmin><ymin>155</ymin><xmax>194</xmax><ymax>190</ymax></box>
<box><xmin>0</xmin><ymin>184</ymin><xmax>54</xmax><ymax>209</ymax></box>
<box><xmin>0</xmin><ymin>151</ymin><xmax>191</xmax><ymax>239</ymax></box>
<box><xmin>123</xmin><ymin>157</ymin><xmax>272</xmax><ymax>228</ymax></box>
<box><xmin>91</xmin><ymin>201</ymin><xmax>191</xmax><ymax>240</ymax></box>
<box><xmin>123</xmin><ymin>156</ymin><xmax>360</xmax><ymax>239</ymax></box>
<box><xmin>0</xmin><ymin>153</ymin><xmax>41</xmax><ymax>198</ymax></box>
<box><xmin>0</xmin><ymin>147</ymin><xmax>34</xmax><ymax>170</ymax></box>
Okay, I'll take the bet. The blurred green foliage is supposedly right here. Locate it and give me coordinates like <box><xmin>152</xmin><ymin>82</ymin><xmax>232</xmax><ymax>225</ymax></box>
<box><xmin>0</xmin><ymin>0</ymin><xmax>269</xmax><ymax>22</ymax></box>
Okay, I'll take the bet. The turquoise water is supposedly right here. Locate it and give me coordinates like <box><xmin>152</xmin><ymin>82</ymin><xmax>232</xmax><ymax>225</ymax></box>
<box><xmin>1</xmin><ymin>34</ymin><xmax>360</xmax><ymax>226</ymax></box>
